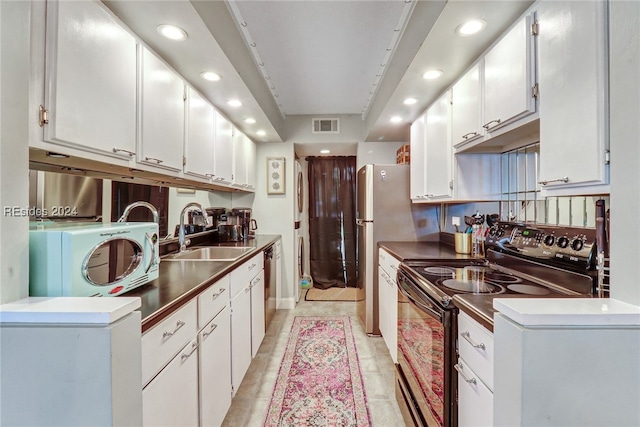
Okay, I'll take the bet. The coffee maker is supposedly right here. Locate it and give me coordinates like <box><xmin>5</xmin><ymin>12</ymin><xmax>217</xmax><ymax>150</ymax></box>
<box><xmin>230</xmin><ymin>208</ymin><xmax>258</xmax><ymax>240</ymax></box>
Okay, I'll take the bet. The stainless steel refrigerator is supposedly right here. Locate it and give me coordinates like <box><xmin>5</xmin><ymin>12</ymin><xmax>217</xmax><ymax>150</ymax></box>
<box><xmin>356</xmin><ymin>164</ymin><xmax>421</xmax><ymax>335</ymax></box>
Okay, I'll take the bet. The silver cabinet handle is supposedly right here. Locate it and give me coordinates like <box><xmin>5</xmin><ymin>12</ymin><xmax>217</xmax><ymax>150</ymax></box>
<box><xmin>180</xmin><ymin>341</ymin><xmax>198</xmax><ymax>361</ymax></box>
<box><xmin>205</xmin><ymin>174</ymin><xmax>215</xmax><ymax>179</ymax></box>
<box><xmin>162</xmin><ymin>320</ymin><xmax>185</xmax><ymax>338</ymax></box>
<box><xmin>538</xmin><ymin>177</ymin><xmax>569</xmax><ymax>185</ymax></box>
<box><xmin>461</xmin><ymin>131</ymin><xmax>479</xmax><ymax>140</ymax></box>
<box><xmin>454</xmin><ymin>363</ymin><xmax>477</xmax><ymax>385</ymax></box>
<box><xmin>113</xmin><ymin>147</ymin><xmax>136</xmax><ymax>157</ymax></box>
<box><xmin>482</xmin><ymin>119</ymin><xmax>502</xmax><ymax>130</ymax></box>
<box><xmin>145</xmin><ymin>156</ymin><xmax>164</xmax><ymax>164</ymax></box>
<box><xmin>248</xmin><ymin>263</ymin><xmax>257</xmax><ymax>271</ymax></box>
<box><xmin>245</xmin><ymin>287</ymin><xmax>251</xmax><ymax>294</ymax></box>
<box><xmin>202</xmin><ymin>323</ymin><xmax>218</xmax><ymax>339</ymax></box>
<box><xmin>211</xmin><ymin>288</ymin><xmax>226</xmax><ymax>300</ymax></box>
<box><xmin>461</xmin><ymin>331</ymin><xmax>486</xmax><ymax>350</ymax></box>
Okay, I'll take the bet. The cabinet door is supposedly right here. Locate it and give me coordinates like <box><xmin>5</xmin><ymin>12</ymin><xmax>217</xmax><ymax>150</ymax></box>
<box><xmin>230</xmin><ymin>285</ymin><xmax>252</xmax><ymax>393</ymax></box>
<box><xmin>245</xmin><ymin>136</ymin><xmax>257</xmax><ymax>190</ymax></box>
<box><xmin>44</xmin><ymin>0</ymin><xmax>137</xmax><ymax>159</ymax></box>
<box><xmin>275</xmin><ymin>240</ymin><xmax>282</xmax><ymax>309</ymax></box>
<box><xmin>378</xmin><ymin>267</ymin><xmax>388</xmax><ymax>343</ymax></box>
<box><xmin>250</xmin><ymin>270</ymin><xmax>265</xmax><ymax>358</ymax></box>
<box><xmin>452</xmin><ymin>64</ymin><xmax>482</xmax><ymax>147</ymax></box>
<box><xmin>138</xmin><ymin>47</ymin><xmax>184</xmax><ymax>172</ymax></box>
<box><xmin>409</xmin><ymin>114</ymin><xmax>427</xmax><ymax>200</ymax></box>
<box><xmin>213</xmin><ymin>111</ymin><xmax>234</xmax><ymax>184</ymax></box>
<box><xmin>199</xmin><ymin>306</ymin><xmax>232</xmax><ymax>427</ymax></box>
<box><xmin>387</xmin><ymin>272</ymin><xmax>398</xmax><ymax>364</ymax></box>
<box><xmin>425</xmin><ymin>91</ymin><xmax>453</xmax><ymax>200</ymax></box>
<box><xmin>184</xmin><ymin>87</ymin><xmax>215</xmax><ymax>179</ymax></box>
<box><xmin>456</xmin><ymin>358</ymin><xmax>493</xmax><ymax>427</ymax></box>
<box><xmin>142</xmin><ymin>339</ymin><xmax>199</xmax><ymax>427</ymax></box>
<box><xmin>483</xmin><ymin>16</ymin><xmax>536</xmax><ymax>133</ymax></box>
<box><xmin>538</xmin><ymin>1</ymin><xmax>609</xmax><ymax>192</ymax></box>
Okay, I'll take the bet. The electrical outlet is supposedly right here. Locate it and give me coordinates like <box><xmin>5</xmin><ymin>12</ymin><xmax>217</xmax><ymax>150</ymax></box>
<box><xmin>452</xmin><ymin>216</ymin><xmax>461</xmax><ymax>226</ymax></box>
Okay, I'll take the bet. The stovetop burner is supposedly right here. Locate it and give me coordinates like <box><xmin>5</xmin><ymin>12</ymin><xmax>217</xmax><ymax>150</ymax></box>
<box><xmin>440</xmin><ymin>278</ymin><xmax>505</xmax><ymax>294</ymax></box>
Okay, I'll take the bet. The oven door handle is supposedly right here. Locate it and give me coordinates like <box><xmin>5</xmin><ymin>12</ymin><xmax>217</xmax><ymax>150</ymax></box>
<box><xmin>398</xmin><ymin>280</ymin><xmax>443</xmax><ymax>320</ymax></box>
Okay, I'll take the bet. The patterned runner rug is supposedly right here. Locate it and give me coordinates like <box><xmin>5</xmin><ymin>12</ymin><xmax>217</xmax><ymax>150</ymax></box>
<box><xmin>263</xmin><ymin>316</ymin><xmax>372</xmax><ymax>426</ymax></box>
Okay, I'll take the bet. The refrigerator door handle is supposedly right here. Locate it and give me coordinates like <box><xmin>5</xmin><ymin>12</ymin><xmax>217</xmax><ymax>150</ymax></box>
<box><xmin>356</xmin><ymin>219</ymin><xmax>373</xmax><ymax>226</ymax></box>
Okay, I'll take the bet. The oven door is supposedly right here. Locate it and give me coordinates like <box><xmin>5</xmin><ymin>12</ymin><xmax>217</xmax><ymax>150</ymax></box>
<box><xmin>396</xmin><ymin>270</ymin><xmax>456</xmax><ymax>427</ymax></box>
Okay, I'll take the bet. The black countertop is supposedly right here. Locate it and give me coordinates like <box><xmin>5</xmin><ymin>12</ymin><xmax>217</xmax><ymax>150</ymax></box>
<box><xmin>122</xmin><ymin>235</ymin><xmax>280</xmax><ymax>332</ymax></box>
<box><xmin>378</xmin><ymin>240</ymin><xmax>476</xmax><ymax>261</ymax></box>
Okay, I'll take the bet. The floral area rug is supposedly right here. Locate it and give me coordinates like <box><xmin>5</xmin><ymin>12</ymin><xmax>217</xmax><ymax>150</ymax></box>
<box><xmin>263</xmin><ymin>316</ymin><xmax>372</xmax><ymax>427</ymax></box>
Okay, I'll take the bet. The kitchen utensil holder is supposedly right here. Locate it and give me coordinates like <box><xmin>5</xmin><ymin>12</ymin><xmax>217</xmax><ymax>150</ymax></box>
<box><xmin>455</xmin><ymin>232</ymin><xmax>472</xmax><ymax>254</ymax></box>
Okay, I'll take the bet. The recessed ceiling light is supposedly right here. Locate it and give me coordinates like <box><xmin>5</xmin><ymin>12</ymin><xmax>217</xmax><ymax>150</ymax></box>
<box><xmin>200</xmin><ymin>71</ymin><xmax>221</xmax><ymax>81</ymax></box>
<box><xmin>423</xmin><ymin>69</ymin><xmax>443</xmax><ymax>80</ymax></box>
<box><xmin>456</xmin><ymin>19</ymin><xmax>487</xmax><ymax>36</ymax></box>
<box><xmin>227</xmin><ymin>99</ymin><xmax>242</xmax><ymax>107</ymax></box>
<box><xmin>320</xmin><ymin>149</ymin><xmax>331</xmax><ymax>154</ymax></box>
<box><xmin>244</xmin><ymin>118</ymin><xmax>256</xmax><ymax>124</ymax></box>
<box><xmin>403</xmin><ymin>97</ymin><xmax>418</xmax><ymax>105</ymax></box>
<box><xmin>256</xmin><ymin>130</ymin><xmax>266</xmax><ymax>136</ymax></box>
<box><xmin>157</xmin><ymin>24</ymin><xmax>188</xmax><ymax>41</ymax></box>
<box><xmin>390</xmin><ymin>116</ymin><xmax>402</xmax><ymax>123</ymax></box>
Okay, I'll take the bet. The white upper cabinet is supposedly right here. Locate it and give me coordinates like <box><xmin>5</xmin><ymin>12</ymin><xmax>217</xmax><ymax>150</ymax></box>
<box><xmin>213</xmin><ymin>111</ymin><xmax>234</xmax><ymax>185</ymax></box>
<box><xmin>184</xmin><ymin>87</ymin><xmax>215</xmax><ymax>180</ymax></box>
<box><xmin>43</xmin><ymin>0</ymin><xmax>137</xmax><ymax>160</ymax></box>
<box><xmin>483</xmin><ymin>15</ymin><xmax>536</xmax><ymax>134</ymax></box>
<box><xmin>425</xmin><ymin>91</ymin><xmax>453</xmax><ymax>200</ymax></box>
<box><xmin>451</xmin><ymin>64</ymin><xmax>482</xmax><ymax>147</ymax></box>
<box><xmin>537</xmin><ymin>0</ymin><xmax>609</xmax><ymax>194</ymax></box>
<box><xmin>233</xmin><ymin>130</ymin><xmax>257</xmax><ymax>191</ymax></box>
<box><xmin>409</xmin><ymin>114</ymin><xmax>427</xmax><ymax>200</ymax></box>
<box><xmin>138</xmin><ymin>47</ymin><xmax>184</xmax><ymax>172</ymax></box>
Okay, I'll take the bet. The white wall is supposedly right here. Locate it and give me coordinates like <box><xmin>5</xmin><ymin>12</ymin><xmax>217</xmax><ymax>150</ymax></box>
<box><xmin>356</xmin><ymin>141</ymin><xmax>404</xmax><ymax>170</ymax></box>
<box><xmin>243</xmin><ymin>142</ymin><xmax>296</xmax><ymax>305</ymax></box>
<box><xmin>0</xmin><ymin>1</ymin><xmax>31</xmax><ymax>303</ymax></box>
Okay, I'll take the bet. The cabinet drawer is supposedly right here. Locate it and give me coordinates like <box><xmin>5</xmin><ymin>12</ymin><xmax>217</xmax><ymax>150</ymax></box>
<box><xmin>458</xmin><ymin>311</ymin><xmax>494</xmax><ymax>390</ymax></box>
<box><xmin>455</xmin><ymin>358</ymin><xmax>493</xmax><ymax>427</ymax></box>
<box><xmin>378</xmin><ymin>248</ymin><xmax>400</xmax><ymax>277</ymax></box>
<box><xmin>197</xmin><ymin>275</ymin><xmax>230</xmax><ymax>328</ymax></box>
<box><xmin>230</xmin><ymin>253</ymin><xmax>263</xmax><ymax>297</ymax></box>
<box><xmin>142</xmin><ymin>299</ymin><xmax>197</xmax><ymax>386</ymax></box>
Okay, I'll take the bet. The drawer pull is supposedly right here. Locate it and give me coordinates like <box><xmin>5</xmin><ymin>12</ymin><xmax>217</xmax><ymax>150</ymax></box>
<box><xmin>461</xmin><ymin>131</ymin><xmax>479</xmax><ymax>140</ymax></box>
<box><xmin>538</xmin><ymin>176</ymin><xmax>570</xmax><ymax>185</ymax></box>
<box><xmin>145</xmin><ymin>156</ymin><xmax>164</xmax><ymax>164</ymax></box>
<box><xmin>454</xmin><ymin>363</ymin><xmax>477</xmax><ymax>385</ymax></box>
<box><xmin>248</xmin><ymin>263</ymin><xmax>257</xmax><ymax>271</ymax></box>
<box><xmin>461</xmin><ymin>331</ymin><xmax>486</xmax><ymax>350</ymax></box>
<box><xmin>212</xmin><ymin>288</ymin><xmax>226</xmax><ymax>300</ymax></box>
<box><xmin>112</xmin><ymin>147</ymin><xmax>136</xmax><ymax>157</ymax></box>
<box><xmin>202</xmin><ymin>323</ymin><xmax>218</xmax><ymax>339</ymax></box>
<box><xmin>482</xmin><ymin>118</ymin><xmax>502</xmax><ymax>130</ymax></box>
<box><xmin>180</xmin><ymin>342</ymin><xmax>198</xmax><ymax>361</ymax></box>
<box><xmin>162</xmin><ymin>320</ymin><xmax>186</xmax><ymax>339</ymax></box>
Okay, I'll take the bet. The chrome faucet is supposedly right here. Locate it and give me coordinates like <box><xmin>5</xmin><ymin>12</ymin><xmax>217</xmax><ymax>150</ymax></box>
<box><xmin>117</xmin><ymin>201</ymin><xmax>159</xmax><ymax>224</ymax></box>
<box><xmin>178</xmin><ymin>202</ymin><xmax>208</xmax><ymax>252</ymax></box>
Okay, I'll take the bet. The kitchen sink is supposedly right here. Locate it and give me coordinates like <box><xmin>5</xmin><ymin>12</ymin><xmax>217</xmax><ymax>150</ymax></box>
<box><xmin>162</xmin><ymin>246</ymin><xmax>254</xmax><ymax>261</ymax></box>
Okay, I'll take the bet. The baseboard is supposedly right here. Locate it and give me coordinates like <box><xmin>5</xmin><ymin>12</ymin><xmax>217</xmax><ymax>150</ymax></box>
<box><xmin>278</xmin><ymin>298</ymin><xmax>297</xmax><ymax>310</ymax></box>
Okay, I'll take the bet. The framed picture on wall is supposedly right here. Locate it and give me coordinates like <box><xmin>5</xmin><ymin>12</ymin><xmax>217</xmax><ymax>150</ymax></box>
<box><xmin>267</xmin><ymin>157</ymin><xmax>285</xmax><ymax>194</ymax></box>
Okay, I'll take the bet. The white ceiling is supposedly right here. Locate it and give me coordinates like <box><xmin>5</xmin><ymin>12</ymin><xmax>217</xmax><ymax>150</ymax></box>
<box><xmin>229</xmin><ymin>0</ymin><xmax>414</xmax><ymax>116</ymax></box>
<box><xmin>103</xmin><ymin>0</ymin><xmax>534</xmax><ymax>154</ymax></box>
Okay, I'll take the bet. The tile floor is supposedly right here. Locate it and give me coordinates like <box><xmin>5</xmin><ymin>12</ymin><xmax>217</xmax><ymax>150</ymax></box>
<box><xmin>221</xmin><ymin>291</ymin><xmax>407</xmax><ymax>426</ymax></box>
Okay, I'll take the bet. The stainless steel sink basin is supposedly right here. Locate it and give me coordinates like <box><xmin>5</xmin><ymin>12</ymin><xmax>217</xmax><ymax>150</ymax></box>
<box><xmin>162</xmin><ymin>246</ymin><xmax>254</xmax><ymax>261</ymax></box>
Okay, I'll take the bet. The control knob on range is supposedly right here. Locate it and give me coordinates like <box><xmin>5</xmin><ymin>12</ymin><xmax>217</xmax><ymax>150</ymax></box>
<box><xmin>543</xmin><ymin>235</ymin><xmax>555</xmax><ymax>247</ymax></box>
<box><xmin>571</xmin><ymin>239</ymin><xmax>584</xmax><ymax>251</ymax></box>
<box><xmin>557</xmin><ymin>236</ymin><xmax>570</xmax><ymax>249</ymax></box>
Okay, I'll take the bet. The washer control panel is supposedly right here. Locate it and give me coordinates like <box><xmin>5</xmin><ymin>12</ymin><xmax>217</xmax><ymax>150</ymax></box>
<box><xmin>486</xmin><ymin>222</ymin><xmax>595</xmax><ymax>269</ymax></box>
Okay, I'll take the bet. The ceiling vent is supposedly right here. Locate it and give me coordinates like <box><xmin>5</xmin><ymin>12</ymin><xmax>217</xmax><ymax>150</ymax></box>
<box><xmin>312</xmin><ymin>118</ymin><xmax>340</xmax><ymax>134</ymax></box>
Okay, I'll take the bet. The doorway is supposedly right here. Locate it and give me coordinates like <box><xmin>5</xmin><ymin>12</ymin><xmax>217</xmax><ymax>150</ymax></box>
<box><xmin>306</xmin><ymin>156</ymin><xmax>357</xmax><ymax>290</ymax></box>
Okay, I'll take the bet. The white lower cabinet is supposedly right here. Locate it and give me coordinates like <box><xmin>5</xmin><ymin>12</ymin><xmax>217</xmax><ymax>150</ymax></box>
<box><xmin>456</xmin><ymin>359</ymin><xmax>493</xmax><ymax>427</ymax></box>
<box><xmin>231</xmin><ymin>283</ymin><xmax>252</xmax><ymax>394</ymax></box>
<box><xmin>250</xmin><ymin>270</ymin><xmax>266</xmax><ymax>358</ymax></box>
<box><xmin>378</xmin><ymin>248</ymin><xmax>400</xmax><ymax>363</ymax></box>
<box><xmin>199</xmin><ymin>306</ymin><xmax>232</xmax><ymax>427</ymax></box>
<box><xmin>143</xmin><ymin>338</ymin><xmax>199</xmax><ymax>427</ymax></box>
<box><xmin>456</xmin><ymin>311</ymin><xmax>494</xmax><ymax>427</ymax></box>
